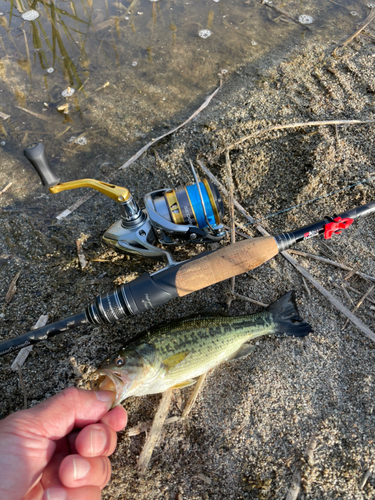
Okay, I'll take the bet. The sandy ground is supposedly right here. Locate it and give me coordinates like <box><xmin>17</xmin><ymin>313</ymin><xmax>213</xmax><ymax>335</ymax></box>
<box><xmin>1</xmin><ymin>33</ymin><xmax>375</xmax><ymax>500</ymax></box>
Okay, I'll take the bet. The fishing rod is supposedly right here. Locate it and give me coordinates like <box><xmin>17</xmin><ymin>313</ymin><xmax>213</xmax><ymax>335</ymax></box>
<box><xmin>0</xmin><ymin>144</ymin><xmax>374</xmax><ymax>356</ymax></box>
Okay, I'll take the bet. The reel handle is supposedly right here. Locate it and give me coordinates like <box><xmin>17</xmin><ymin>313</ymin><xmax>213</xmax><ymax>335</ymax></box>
<box><xmin>24</xmin><ymin>143</ymin><xmax>60</xmax><ymax>187</ymax></box>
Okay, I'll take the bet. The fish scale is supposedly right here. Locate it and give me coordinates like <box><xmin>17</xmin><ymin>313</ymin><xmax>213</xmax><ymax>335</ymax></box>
<box><xmin>146</xmin><ymin>314</ymin><xmax>276</xmax><ymax>390</ymax></box>
<box><xmin>96</xmin><ymin>291</ymin><xmax>312</xmax><ymax>405</ymax></box>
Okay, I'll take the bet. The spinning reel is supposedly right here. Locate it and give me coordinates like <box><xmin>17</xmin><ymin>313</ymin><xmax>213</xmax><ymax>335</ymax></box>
<box><xmin>24</xmin><ymin>143</ymin><xmax>225</xmax><ymax>266</ymax></box>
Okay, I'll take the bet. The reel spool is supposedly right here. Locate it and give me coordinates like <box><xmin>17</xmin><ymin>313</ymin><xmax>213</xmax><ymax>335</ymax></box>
<box><xmin>24</xmin><ymin>143</ymin><xmax>225</xmax><ymax>267</ymax></box>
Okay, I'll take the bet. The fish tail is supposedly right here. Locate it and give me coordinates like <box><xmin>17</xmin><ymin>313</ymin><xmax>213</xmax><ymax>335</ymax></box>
<box><xmin>267</xmin><ymin>291</ymin><xmax>312</xmax><ymax>337</ymax></box>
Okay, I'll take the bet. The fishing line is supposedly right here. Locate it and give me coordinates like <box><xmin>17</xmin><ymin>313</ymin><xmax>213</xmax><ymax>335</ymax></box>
<box><xmin>223</xmin><ymin>174</ymin><xmax>375</xmax><ymax>233</ymax></box>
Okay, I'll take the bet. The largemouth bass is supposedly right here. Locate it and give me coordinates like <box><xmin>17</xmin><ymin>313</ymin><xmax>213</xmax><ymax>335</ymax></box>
<box><xmin>95</xmin><ymin>291</ymin><xmax>312</xmax><ymax>406</ymax></box>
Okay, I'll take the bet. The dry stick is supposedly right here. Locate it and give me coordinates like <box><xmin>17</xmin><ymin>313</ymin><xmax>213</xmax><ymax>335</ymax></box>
<box><xmin>288</xmin><ymin>250</ymin><xmax>375</xmax><ymax>282</ymax></box>
<box><xmin>16</xmin><ymin>106</ymin><xmax>49</xmax><ymax>122</ymax></box>
<box><xmin>0</xmin><ymin>182</ymin><xmax>12</xmax><ymax>195</ymax></box>
<box><xmin>5</xmin><ymin>271</ymin><xmax>21</xmax><ymax>303</ymax></box>
<box><xmin>342</xmin><ymin>285</ymin><xmax>375</xmax><ymax>330</ymax></box>
<box><xmin>342</xmin><ymin>283</ymin><xmax>375</xmax><ymax>306</ymax></box>
<box><xmin>226</xmin><ymin>151</ymin><xmax>236</xmax><ymax>304</ymax></box>
<box><xmin>226</xmin><ymin>119</ymin><xmax>375</xmax><ymax>151</ymax></box>
<box><xmin>302</xmin><ymin>275</ymin><xmax>311</xmax><ymax>297</ymax></box>
<box><xmin>128</xmin><ymin>416</ymin><xmax>180</xmax><ymax>437</ymax></box>
<box><xmin>332</xmin><ymin>282</ymin><xmax>355</xmax><ymax>307</ymax></box>
<box><xmin>181</xmin><ymin>373</ymin><xmax>208</xmax><ymax>419</ymax></box>
<box><xmin>55</xmin><ymin>83</ymin><xmax>222</xmax><ymax>220</ymax></box>
<box><xmin>138</xmin><ymin>387</ymin><xmax>173</xmax><ymax>474</ymax></box>
<box><xmin>334</xmin><ymin>8</ymin><xmax>375</xmax><ymax>54</ymax></box>
<box><xmin>360</xmin><ymin>468</ymin><xmax>373</xmax><ymax>490</ymax></box>
<box><xmin>285</xmin><ymin>468</ymin><xmax>301</xmax><ymax>500</ymax></box>
<box><xmin>231</xmin><ymin>291</ymin><xmax>268</xmax><ymax>308</ymax></box>
<box><xmin>196</xmin><ymin>161</ymin><xmax>375</xmax><ymax>343</ymax></box>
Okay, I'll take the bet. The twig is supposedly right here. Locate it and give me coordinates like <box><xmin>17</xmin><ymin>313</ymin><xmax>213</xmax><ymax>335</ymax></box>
<box><xmin>11</xmin><ymin>315</ymin><xmax>49</xmax><ymax>371</ymax></box>
<box><xmin>0</xmin><ymin>182</ymin><xmax>12</xmax><ymax>195</ymax></box>
<box><xmin>196</xmin><ymin>161</ymin><xmax>375</xmax><ymax>343</ymax></box>
<box><xmin>181</xmin><ymin>373</ymin><xmax>207</xmax><ymax>419</ymax></box>
<box><xmin>342</xmin><ymin>283</ymin><xmax>375</xmax><ymax>306</ymax></box>
<box><xmin>226</xmin><ymin>119</ymin><xmax>375</xmax><ymax>151</ymax></box>
<box><xmin>282</xmin><ymin>253</ymin><xmax>375</xmax><ymax>342</ymax></box>
<box><xmin>344</xmin><ymin>267</ymin><xmax>359</xmax><ymax>281</ymax></box>
<box><xmin>138</xmin><ymin>388</ymin><xmax>173</xmax><ymax>474</ymax></box>
<box><xmin>15</xmin><ymin>106</ymin><xmax>49</xmax><ymax>122</ymax></box>
<box><xmin>5</xmin><ymin>271</ymin><xmax>21</xmax><ymax>303</ymax></box>
<box><xmin>226</xmin><ymin>151</ymin><xmax>236</xmax><ymax>305</ymax></box>
<box><xmin>302</xmin><ymin>276</ymin><xmax>311</xmax><ymax>297</ymax></box>
<box><xmin>286</xmin><ymin>468</ymin><xmax>301</xmax><ymax>500</ymax></box>
<box><xmin>127</xmin><ymin>416</ymin><xmax>180</xmax><ymax>436</ymax></box>
<box><xmin>0</xmin><ymin>111</ymin><xmax>10</xmax><ymax>120</ymax></box>
<box><xmin>342</xmin><ymin>285</ymin><xmax>375</xmax><ymax>330</ymax></box>
<box><xmin>288</xmin><ymin>250</ymin><xmax>375</xmax><ymax>282</ymax></box>
<box><xmin>231</xmin><ymin>291</ymin><xmax>269</xmax><ymax>308</ymax></box>
<box><xmin>360</xmin><ymin>468</ymin><xmax>373</xmax><ymax>489</ymax></box>
<box><xmin>55</xmin><ymin>125</ymin><xmax>71</xmax><ymax>139</ymax></box>
<box><xmin>120</xmin><ymin>83</ymin><xmax>221</xmax><ymax>170</ymax></box>
<box><xmin>334</xmin><ymin>9</ymin><xmax>375</xmax><ymax>54</ymax></box>
<box><xmin>55</xmin><ymin>83</ymin><xmax>221</xmax><ymax>219</ymax></box>
<box><xmin>332</xmin><ymin>283</ymin><xmax>355</xmax><ymax>306</ymax></box>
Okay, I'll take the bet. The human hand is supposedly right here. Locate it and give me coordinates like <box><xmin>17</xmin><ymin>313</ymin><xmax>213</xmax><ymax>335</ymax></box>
<box><xmin>0</xmin><ymin>387</ymin><xmax>127</xmax><ymax>500</ymax></box>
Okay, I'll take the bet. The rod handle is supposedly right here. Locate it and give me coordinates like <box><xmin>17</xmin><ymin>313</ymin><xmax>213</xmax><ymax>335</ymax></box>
<box><xmin>24</xmin><ymin>143</ymin><xmax>60</xmax><ymax>187</ymax></box>
<box><xmin>174</xmin><ymin>236</ymin><xmax>279</xmax><ymax>296</ymax></box>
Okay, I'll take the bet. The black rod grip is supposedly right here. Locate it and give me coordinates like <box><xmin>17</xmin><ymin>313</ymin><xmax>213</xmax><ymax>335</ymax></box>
<box><xmin>24</xmin><ymin>143</ymin><xmax>60</xmax><ymax>187</ymax></box>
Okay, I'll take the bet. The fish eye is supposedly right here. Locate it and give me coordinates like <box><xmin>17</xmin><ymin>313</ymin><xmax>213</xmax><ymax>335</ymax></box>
<box><xmin>114</xmin><ymin>356</ymin><xmax>125</xmax><ymax>367</ymax></box>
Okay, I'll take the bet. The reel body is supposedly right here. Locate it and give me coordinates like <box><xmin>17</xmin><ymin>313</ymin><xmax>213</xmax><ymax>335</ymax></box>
<box><xmin>24</xmin><ymin>143</ymin><xmax>225</xmax><ymax>267</ymax></box>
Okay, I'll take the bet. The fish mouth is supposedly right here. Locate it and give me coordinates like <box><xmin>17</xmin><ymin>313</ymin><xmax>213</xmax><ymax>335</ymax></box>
<box><xmin>93</xmin><ymin>369</ymin><xmax>130</xmax><ymax>406</ymax></box>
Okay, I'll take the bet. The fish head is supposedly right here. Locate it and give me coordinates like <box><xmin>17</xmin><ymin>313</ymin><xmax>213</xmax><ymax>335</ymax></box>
<box><xmin>94</xmin><ymin>344</ymin><xmax>157</xmax><ymax>406</ymax></box>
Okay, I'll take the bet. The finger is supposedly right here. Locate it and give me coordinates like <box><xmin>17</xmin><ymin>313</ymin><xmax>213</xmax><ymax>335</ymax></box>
<box><xmin>75</xmin><ymin>423</ymin><xmax>117</xmax><ymax>457</ymax></box>
<box><xmin>59</xmin><ymin>454</ymin><xmax>111</xmax><ymax>489</ymax></box>
<box><xmin>100</xmin><ymin>405</ymin><xmax>127</xmax><ymax>432</ymax></box>
<box><xmin>13</xmin><ymin>388</ymin><xmax>115</xmax><ymax>441</ymax></box>
<box><xmin>42</xmin><ymin>485</ymin><xmax>101</xmax><ymax>500</ymax></box>
<box><xmin>41</xmin><ymin>452</ymin><xmax>66</xmax><ymax>490</ymax></box>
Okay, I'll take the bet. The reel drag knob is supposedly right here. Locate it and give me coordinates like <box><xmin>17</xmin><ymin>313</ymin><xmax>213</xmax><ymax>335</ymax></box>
<box><xmin>24</xmin><ymin>143</ymin><xmax>60</xmax><ymax>187</ymax></box>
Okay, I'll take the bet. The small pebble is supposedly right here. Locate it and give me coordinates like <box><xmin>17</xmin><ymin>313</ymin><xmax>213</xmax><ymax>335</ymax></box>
<box><xmin>0</xmin><ymin>141</ymin><xmax>6</xmax><ymax>146</ymax></box>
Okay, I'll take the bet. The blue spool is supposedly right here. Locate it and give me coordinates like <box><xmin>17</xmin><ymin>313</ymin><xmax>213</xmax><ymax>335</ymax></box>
<box><xmin>186</xmin><ymin>182</ymin><xmax>216</xmax><ymax>229</ymax></box>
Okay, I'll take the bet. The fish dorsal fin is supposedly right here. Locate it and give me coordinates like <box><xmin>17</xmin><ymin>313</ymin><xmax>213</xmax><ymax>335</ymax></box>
<box><xmin>163</xmin><ymin>351</ymin><xmax>190</xmax><ymax>371</ymax></box>
<box><xmin>170</xmin><ymin>378</ymin><xmax>197</xmax><ymax>389</ymax></box>
<box><xmin>227</xmin><ymin>344</ymin><xmax>256</xmax><ymax>362</ymax></box>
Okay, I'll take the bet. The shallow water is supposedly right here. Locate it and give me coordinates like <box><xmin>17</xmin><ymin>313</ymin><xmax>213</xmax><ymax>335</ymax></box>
<box><xmin>0</xmin><ymin>0</ymin><xmax>372</xmax><ymax>180</ymax></box>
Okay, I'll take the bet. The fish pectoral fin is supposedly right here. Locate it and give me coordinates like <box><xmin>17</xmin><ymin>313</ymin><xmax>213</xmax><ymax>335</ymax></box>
<box><xmin>162</xmin><ymin>351</ymin><xmax>190</xmax><ymax>371</ymax></box>
<box><xmin>227</xmin><ymin>344</ymin><xmax>256</xmax><ymax>362</ymax></box>
<box><xmin>170</xmin><ymin>378</ymin><xmax>197</xmax><ymax>389</ymax></box>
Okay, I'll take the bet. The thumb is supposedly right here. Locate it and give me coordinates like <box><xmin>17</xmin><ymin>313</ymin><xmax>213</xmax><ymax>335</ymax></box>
<box><xmin>11</xmin><ymin>388</ymin><xmax>116</xmax><ymax>440</ymax></box>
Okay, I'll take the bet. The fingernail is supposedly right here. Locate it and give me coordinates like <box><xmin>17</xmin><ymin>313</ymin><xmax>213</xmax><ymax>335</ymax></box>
<box><xmin>89</xmin><ymin>425</ymin><xmax>107</xmax><ymax>455</ymax></box>
<box><xmin>45</xmin><ymin>487</ymin><xmax>67</xmax><ymax>500</ymax></box>
<box><xmin>95</xmin><ymin>390</ymin><xmax>115</xmax><ymax>403</ymax></box>
<box><xmin>73</xmin><ymin>456</ymin><xmax>91</xmax><ymax>481</ymax></box>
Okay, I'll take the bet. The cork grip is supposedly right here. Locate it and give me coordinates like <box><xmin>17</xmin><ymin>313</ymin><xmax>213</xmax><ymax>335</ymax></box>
<box><xmin>175</xmin><ymin>236</ymin><xmax>279</xmax><ymax>297</ymax></box>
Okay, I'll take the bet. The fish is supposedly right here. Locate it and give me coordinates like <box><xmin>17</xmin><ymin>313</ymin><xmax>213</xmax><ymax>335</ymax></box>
<box><xmin>94</xmin><ymin>291</ymin><xmax>312</xmax><ymax>406</ymax></box>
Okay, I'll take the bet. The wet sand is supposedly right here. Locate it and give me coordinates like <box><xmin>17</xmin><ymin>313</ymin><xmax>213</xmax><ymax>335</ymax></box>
<box><xmin>1</xmin><ymin>34</ymin><xmax>375</xmax><ymax>499</ymax></box>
